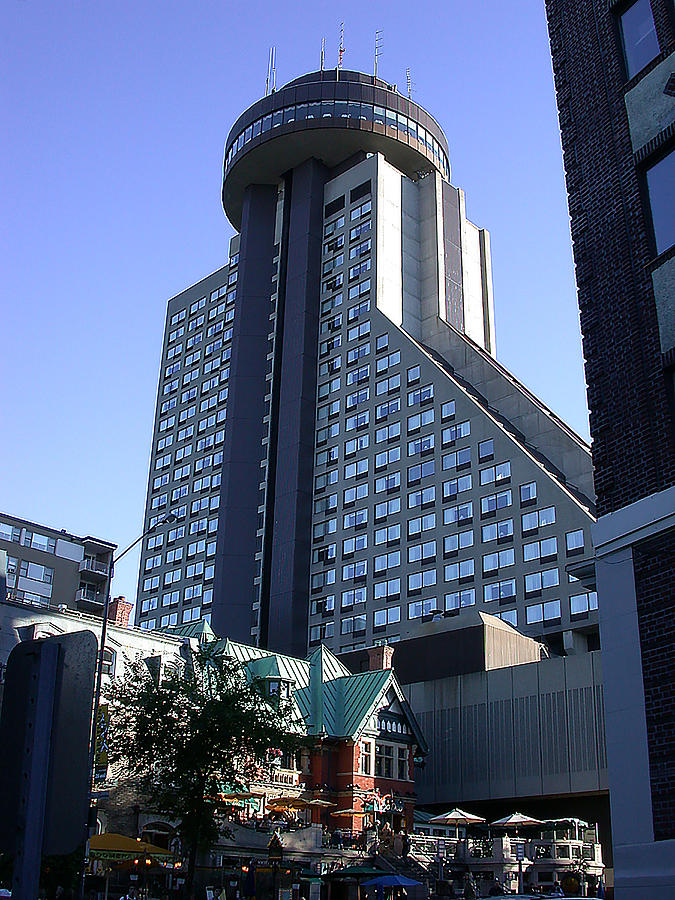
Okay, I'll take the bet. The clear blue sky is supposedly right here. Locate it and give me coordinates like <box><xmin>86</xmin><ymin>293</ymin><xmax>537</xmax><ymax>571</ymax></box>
<box><xmin>0</xmin><ymin>0</ymin><xmax>588</xmax><ymax>607</ymax></box>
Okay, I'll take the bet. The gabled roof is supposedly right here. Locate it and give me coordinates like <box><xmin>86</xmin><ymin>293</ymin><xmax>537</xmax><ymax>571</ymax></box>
<box><xmin>165</xmin><ymin>619</ymin><xmax>217</xmax><ymax>641</ymax></box>
<box><xmin>195</xmin><ymin>638</ymin><xmax>426</xmax><ymax>749</ymax></box>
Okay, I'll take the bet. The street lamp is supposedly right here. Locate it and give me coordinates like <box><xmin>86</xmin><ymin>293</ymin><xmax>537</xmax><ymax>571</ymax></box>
<box><xmin>79</xmin><ymin>512</ymin><xmax>177</xmax><ymax>900</ymax></box>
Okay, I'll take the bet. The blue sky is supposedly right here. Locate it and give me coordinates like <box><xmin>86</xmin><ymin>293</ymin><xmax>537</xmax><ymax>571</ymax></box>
<box><xmin>0</xmin><ymin>1</ymin><xmax>588</xmax><ymax>607</ymax></box>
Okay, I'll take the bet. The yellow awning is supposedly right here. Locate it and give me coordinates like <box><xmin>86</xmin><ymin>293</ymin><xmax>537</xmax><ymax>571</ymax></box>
<box><xmin>89</xmin><ymin>833</ymin><xmax>173</xmax><ymax>860</ymax></box>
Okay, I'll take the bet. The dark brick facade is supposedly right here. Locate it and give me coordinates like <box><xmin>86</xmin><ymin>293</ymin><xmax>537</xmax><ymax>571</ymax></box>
<box><xmin>633</xmin><ymin>528</ymin><xmax>675</xmax><ymax>841</ymax></box>
<box><xmin>544</xmin><ymin>0</ymin><xmax>675</xmax><ymax>846</ymax></box>
<box><xmin>544</xmin><ymin>0</ymin><xmax>675</xmax><ymax>518</ymax></box>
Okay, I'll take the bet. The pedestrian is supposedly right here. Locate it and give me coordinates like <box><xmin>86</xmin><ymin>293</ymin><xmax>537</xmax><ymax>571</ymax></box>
<box><xmin>402</xmin><ymin>829</ymin><xmax>410</xmax><ymax>859</ymax></box>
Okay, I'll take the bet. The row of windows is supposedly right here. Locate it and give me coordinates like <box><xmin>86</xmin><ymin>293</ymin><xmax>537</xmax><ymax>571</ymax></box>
<box><xmin>226</xmin><ymin>100</ymin><xmax>450</xmax><ymax>179</ymax></box>
<box><xmin>310</xmin><ymin>592</ymin><xmax>598</xmax><ymax>640</ymax></box>
<box><xmin>140</xmin><ymin>609</ymin><xmax>212</xmax><ymax>631</ymax></box>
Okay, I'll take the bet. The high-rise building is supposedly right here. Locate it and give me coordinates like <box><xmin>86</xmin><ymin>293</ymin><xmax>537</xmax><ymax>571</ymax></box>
<box><xmin>137</xmin><ymin>69</ymin><xmax>597</xmax><ymax>667</ymax></box>
<box><xmin>543</xmin><ymin>2</ymin><xmax>675</xmax><ymax>897</ymax></box>
<box><xmin>0</xmin><ymin>512</ymin><xmax>115</xmax><ymax>614</ymax></box>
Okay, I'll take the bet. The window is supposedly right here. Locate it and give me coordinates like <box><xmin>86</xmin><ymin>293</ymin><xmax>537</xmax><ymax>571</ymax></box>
<box><xmin>408</xmin><ymin>540</ymin><xmax>436</xmax><ymax>563</ymax></box>
<box><xmin>375</xmin><ymin>743</ymin><xmax>394</xmax><ymax>778</ymax></box>
<box><xmin>375</xmin><ymin>523</ymin><xmax>401</xmax><ymax>544</ymax></box>
<box><xmin>478</xmin><ymin>439</ymin><xmax>494</xmax><ymax>460</ymax></box>
<box><xmin>361</xmin><ymin>740</ymin><xmax>372</xmax><ymax>774</ymax></box>
<box><xmin>376</xmin><ymin>350</ymin><xmax>401</xmax><ymax>374</ymax></box>
<box><xmin>376</xmin><ymin>422</ymin><xmax>401</xmax><ymax>443</ymax></box>
<box><xmin>374</xmin><ymin>578</ymin><xmax>401</xmax><ymax>600</ymax></box>
<box><xmin>482</xmin><ymin>519</ymin><xmax>514</xmax><ymax>542</ymax></box>
<box><xmin>408</xmin><ymin>569</ymin><xmax>437</xmax><ymax>591</ymax></box>
<box><xmin>445</xmin><ymin>588</ymin><xmax>476</xmax><ymax>611</ymax></box>
<box><xmin>497</xmin><ymin>609</ymin><xmax>518</xmax><ymax>627</ymax></box>
<box><xmin>442</xmin><ymin>447</ymin><xmax>471</xmax><ymax>470</ymax></box>
<box><xmin>441</xmin><ymin>420</ymin><xmax>470</xmax><ymax>445</ymax></box>
<box><xmin>408</xmin><ymin>383</ymin><xmax>434</xmax><ymax>406</ymax></box>
<box><xmin>526</xmin><ymin>599</ymin><xmax>561</xmax><ymax>625</ymax></box>
<box><xmin>341</xmin><ymin>587</ymin><xmax>367</xmax><ymax>608</ymax></box>
<box><xmin>408</xmin><ymin>434</ymin><xmax>435</xmax><ymax>456</ymax></box>
<box><xmin>341</xmin><ymin>614</ymin><xmax>366</xmax><ymax>635</ymax></box>
<box><xmin>343</xmin><ymin>483</ymin><xmax>368</xmax><ymax>505</ymax></box>
<box><xmin>479</xmin><ymin>461</ymin><xmax>511</xmax><ymax>485</ymax></box>
<box><xmin>408</xmin><ymin>486</ymin><xmax>436</xmax><ymax>509</ymax></box>
<box><xmin>408</xmin><ymin>597</ymin><xmax>439</xmax><ymax>619</ymax></box>
<box><xmin>344</xmin><ymin>458</ymin><xmax>368</xmax><ymax>479</ymax></box>
<box><xmin>525</xmin><ymin>567</ymin><xmax>559</xmax><ymax>595</ymax></box>
<box><xmin>481</xmin><ymin>489</ymin><xmax>512</xmax><ymax>516</ymax></box>
<box><xmin>408</xmin><ymin>460</ymin><xmax>435</xmax><ymax>484</ymax></box>
<box><xmin>645</xmin><ymin>150</ymin><xmax>675</xmax><ymax>255</ymax></box>
<box><xmin>441</xmin><ymin>400</ymin><xmax>455</xmax><ymax>420</ymax></box>
<box><xmin>444</xmin><ymin>559</ymin><xmax>475</xmax><ymax>582</ymax></box>
<box><xmin>375</xmin><ymin>472</ymin><xmax>401</xmax><ymax>493</ymax></box>
<box><xmin>309</xmin><ymin>621</ymin><xmax>335</xmax><ymax>643</ymax></box>
<box><xmin>397</xmin><ymin>746</ymin><xmax>409</xmax><ymax>780</ymax></box>
<box><xmin>376</xmin><ymin>374</ymin><xmax>401</xmax><ymax>395</ymax></box>
<box><xmin>570</xmin><ymin>591</ymin><xmax>599</xmax><ymax>616</ymax></box>
<box><xmin>483</xmin><ymin>578</ymin><xmax>516</xmax><ymax>602</ymax></box>
<box><xmin>375</xmin><ymin>497</ymin><xmax>401</xmax><ymax>520</ymax></box>
<box><xmin>408</xmin><ymin>409</ymin><xmax>435</xmax><ymax>433</ymax></box>
<box><xmin>521</xmin><ymin>507</ymin><xmax>556</xmax><ymax>533</ymax></box>
<box><xmin>523</xmin><ymin>537</ymin><xmax>558</xmax><ymax>562</ymax></box>
<box><xmin>407</xmin><ymin>365</ymin><xmax>420</xmax><ymax>384</ymax></box>
<box><xmin>520</xmin><ymin>482</ymin><xmax>537</xmax><ymax>504</ymax></box>
<box><xmin>566</xmin><ymin>529</ymin><xmax>585</xmax><ymax>553</ymax></box>
<box><xmin>375</xmin><ymin>446</ymin><xmax>401</xmax><ymax>470</ymax></box>
<box><xmin>374</xmin><ymin>606</ymin><xmax>401</xmax><ymax>628</ymax></box>
<box><xmin>442</xmin><ymin>474</ymin><xmax>472</xmax><ymax>499</ymax></box>
<box><xmin>444</xmin><ymin>500</ymin><xmax>473</xmax><ymax>524</ymax></box>
<box><xmin>374</xmin><ymin>551</ymin><xmax>400</xmax><ymax>573</ymax></box>
<box><xmin>482</xmin><ymin>548</ymin><xmax>515</xmax><ymax>574</ymax></box>
<box><xmin>619</xmin><ymin>0</ymin><xmax>659</xmax><ymax>80</ymax></box>
<box><xmin>443</xmin><ymin>530</ymin><xmax>474</xmax><ymax>555</ymax></box>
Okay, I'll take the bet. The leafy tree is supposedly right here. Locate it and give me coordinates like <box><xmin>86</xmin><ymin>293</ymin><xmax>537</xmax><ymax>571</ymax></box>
<box><xmin>106</xmin><ymin>645</ymin><xmax>300</xmax><ymax>897</ymax></box>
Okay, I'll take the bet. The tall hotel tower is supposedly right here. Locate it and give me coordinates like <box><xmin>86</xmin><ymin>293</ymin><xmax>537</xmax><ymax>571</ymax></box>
<box><xmin>137</xmin><ymin>70</ymin><xmax>597</xmax><ymax>662</ymax></box>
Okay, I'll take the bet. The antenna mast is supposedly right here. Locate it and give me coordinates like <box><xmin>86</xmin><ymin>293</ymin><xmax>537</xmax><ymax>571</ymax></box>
<box><xmin>320</xmin><ymin>36</ymin><xmax>326</xmax><ymax>71</ymax></box>
<box><xmin>337</xmin><ymin>22</ymin><xmax>345</xmax><ymax>80</ymax></box>
<box><xmin>406</xmin><ymin>67</ymin><xmax>412</xmax><ymax>99</ymax></box>
<box><xmin>271</xmin><ymin>45</ymin><xmax>276</xmax><ymax>92</ymax></box>
<box><xmin>374</xmin><ymin>30</ymin><xmax>383</xmax><ymax>79</ymax></box>
<box><xmin>265</xmin><ymin>47</ymin><xmax>273</xmax><ymax>96</ymax></box>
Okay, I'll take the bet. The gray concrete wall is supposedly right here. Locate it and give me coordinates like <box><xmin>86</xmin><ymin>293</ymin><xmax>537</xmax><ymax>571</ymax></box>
<box><xmin>405</xmin><ymin>650</ymin><xmax>607</xmax><ymax>805</ymax></box>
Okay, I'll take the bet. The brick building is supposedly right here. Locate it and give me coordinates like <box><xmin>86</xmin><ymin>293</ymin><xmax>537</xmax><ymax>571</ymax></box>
<box><xmin>543</xmin><ymin>1</ymin><xmax>675</xmax><ymax>896</ymax></box>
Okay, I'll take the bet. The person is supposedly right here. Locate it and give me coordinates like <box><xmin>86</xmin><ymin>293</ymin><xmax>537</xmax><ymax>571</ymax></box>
<box><xmin>393</xmin><ymin>831</ymin><xmax>403</xmax><ymax>856</ymax></box>
<box><xmin>550</xmin><ymin>883</ymin><xmax>564</xmax><ymax>897</ymax></box>
<box><xmin>402</xmin><ymin>829</ymin><xmax>410</xmax><ymax>859</ymax></box>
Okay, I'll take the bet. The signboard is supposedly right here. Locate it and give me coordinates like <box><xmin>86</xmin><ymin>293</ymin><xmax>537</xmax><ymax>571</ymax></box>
<box><xmin>515</xmin><ymin>842</ymin><xmax>525</xmax><ymax>861</ymax></box>
<box><xmin>94</xmin><ymin>704</ymin><xmax>110</xmax><ymax>783</ymax></box>
<box><xmin>437</xmin><ymin>840</ymin><xmax>446</xmax><ymax>857</ymax></box>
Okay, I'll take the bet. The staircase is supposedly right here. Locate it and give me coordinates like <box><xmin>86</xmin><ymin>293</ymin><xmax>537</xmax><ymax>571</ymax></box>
<box><xmin>375</xmin><ymin>850</ymin><xmax>433</xmax><ymax>900</ymax></box>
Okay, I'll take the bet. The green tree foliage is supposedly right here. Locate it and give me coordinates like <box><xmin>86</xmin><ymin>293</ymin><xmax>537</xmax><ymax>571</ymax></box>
<box><xmin>105</xmin><ymin>646</ymin><xmax>300</xmax><ymax>895</ymax></box>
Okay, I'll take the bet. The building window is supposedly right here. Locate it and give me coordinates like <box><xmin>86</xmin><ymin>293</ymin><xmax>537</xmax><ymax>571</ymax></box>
<box><xmin>361</xmin><ymin>740</ymin><xmax>372</xmax><ymax>775</ymax></box>
<box><xmin>645</xmin><ymin>149</ymin><xmax>675</xmax><ymax>255</ymax></box>
<box><xmin>566</xmin><ymin>529</ymin><xmax>585</xmax><ymax>554</ymax></box>
<box><xmin>397</xmin><ymin>747</ymin><xmax>409</xmax><ymax>780</ymax></box>
<box><xmin>618</xmin><ymin>0</ymin><xmax>659</xmax><ymax>80</ymax></box>
<box><xmin>526</xmin><ymin>599</ymin><xmax>561</xmax><ymax>625</ymax></box>
<box><xmin>375</xmin><ymin>743</ymin><xmax>394</xmax><ymax>778</ymax></box>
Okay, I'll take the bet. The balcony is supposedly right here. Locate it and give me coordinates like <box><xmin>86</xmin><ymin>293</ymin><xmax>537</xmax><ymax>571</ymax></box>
<box><xmin>76</xmin><ymin>587</ymin><xmax>105</xmax><ymax>609</ymax></box>
<box><xmin>79</xmin><ymin>557</ymin><xmax>109</xmax><ymax>580</ymax></box>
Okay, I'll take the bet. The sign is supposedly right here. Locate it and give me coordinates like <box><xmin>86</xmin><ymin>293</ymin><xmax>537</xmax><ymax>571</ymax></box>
<box><xmin>437</xmin><ymin>840</ymin><xmax>446</xmax><ymax>857</ymax></box>
<box><xmin>515</xmin><ymin>842</ymin><xmax>525</xmax><ymax>861</ymax></box>
<box><xmin>94</xmin><ymin>704</ymin><xmax>110</xmax><ymax>783</ymax></box>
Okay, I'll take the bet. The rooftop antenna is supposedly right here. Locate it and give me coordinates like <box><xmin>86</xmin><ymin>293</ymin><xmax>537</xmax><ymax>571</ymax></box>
<box><xmin>374</xmin><ymin>30</ymin><xmax>383</xmax><ymax>79</ymax></box>
<box><xmin>265</xmin><ymin>47</ymin><xmax>273</xmax><ymax>96</ymax></box>
<box><xmin>271</xmin><ymin>45</ymin><xmax>276</xmax><ymax>92</ymax></box>
<box><xmin>406</xmin><ymin>67</ymin><xmax>413</xmax><ymax>99</ymax></box>
<box><xmin>337</xmin><ymin>21</ymin><xmax>345</xmax><ymax>80</ymax></box>
<box><xmin>320</xmin><ymin>36</ymin><xmax>326</xmax><ymax>71</ymax></box>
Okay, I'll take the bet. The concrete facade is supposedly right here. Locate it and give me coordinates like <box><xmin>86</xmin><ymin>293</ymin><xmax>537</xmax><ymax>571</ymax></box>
<box><xmin>137</xmin><ymin>69</ymin><xmax>598</xmax><ymax>670</ymax></box>
<box><xmin>0</xmin><ymin>512</ymin><xmax>115</xmax><ymax>616</ymax></box>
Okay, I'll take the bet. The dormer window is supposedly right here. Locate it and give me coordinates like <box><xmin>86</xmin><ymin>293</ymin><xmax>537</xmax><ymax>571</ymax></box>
<box><xmin>266</xmin><ymin>679</ymin><xmax>292</xmax><ymax>700</ymax></box>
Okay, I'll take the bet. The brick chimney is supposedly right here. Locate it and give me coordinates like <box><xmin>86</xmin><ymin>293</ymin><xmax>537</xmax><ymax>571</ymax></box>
<box><xmin>367</xmin><ymin>644</ymin><xmax>395</xmax><ymax>671</ymax></box>
<box><xmin>108</xmin><ymin>595</ymin><xmax>133</xmax><ymax>627</ymax></box>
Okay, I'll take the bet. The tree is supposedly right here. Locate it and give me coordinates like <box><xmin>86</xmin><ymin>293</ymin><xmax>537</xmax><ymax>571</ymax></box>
<box><xmin>106</xmin><ymin>645</ymin><xmax>300</xmax><ymax>897</ymax></box>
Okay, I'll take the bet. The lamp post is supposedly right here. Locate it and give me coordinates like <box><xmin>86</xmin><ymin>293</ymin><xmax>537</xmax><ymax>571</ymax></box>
<box><xmin>79</xmin><ymin>512</ymin><xmax>177</xmax><ymax>900</ymax></box>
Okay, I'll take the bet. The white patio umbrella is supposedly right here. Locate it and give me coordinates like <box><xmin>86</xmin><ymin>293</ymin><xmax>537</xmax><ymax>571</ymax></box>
<box><xmin>429</xmin><ymin>808</ymin><xmax>486</xmax><ymax>826</ymax></box>
<box><xmin>490</xmin><ymin>812</ymin><xmax>543</xmax><ymax>829</ymax></box>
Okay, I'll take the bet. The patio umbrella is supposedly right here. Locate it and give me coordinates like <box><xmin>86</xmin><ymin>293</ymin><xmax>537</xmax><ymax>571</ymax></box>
<box><xmin>362</xmin><ymin>875</ymin><xmax>422</xmax><ymax>887</ymax></box>
<box><xmin>267</xmin><ymin>796</ymin><xmax>308</xmax><ymax>810</ymax></box>
<box><xmin>330</xmin><ymin>807</ymin><xmax>367</xmax><ymax>817</ymax></box>
<box><xmin>490</xmin><ymin>812</ymin><xmax>543</xmax><ymax>828</ymax></box>
<box><xmin>306</xmin><ymin>799</ymin><xmax>337</xmax><ymax>807</ymax></box>
<box><xmin>428</xmin><ymin>808</ymin><xmax>486</xmax><ymax>826</ymax></box>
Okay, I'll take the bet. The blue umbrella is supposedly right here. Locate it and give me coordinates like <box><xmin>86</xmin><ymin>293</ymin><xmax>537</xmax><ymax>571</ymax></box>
<box><xmin>362</xmin><ymin>876</ymin><xmax>422</xmax><ymax>887</ymax></box>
